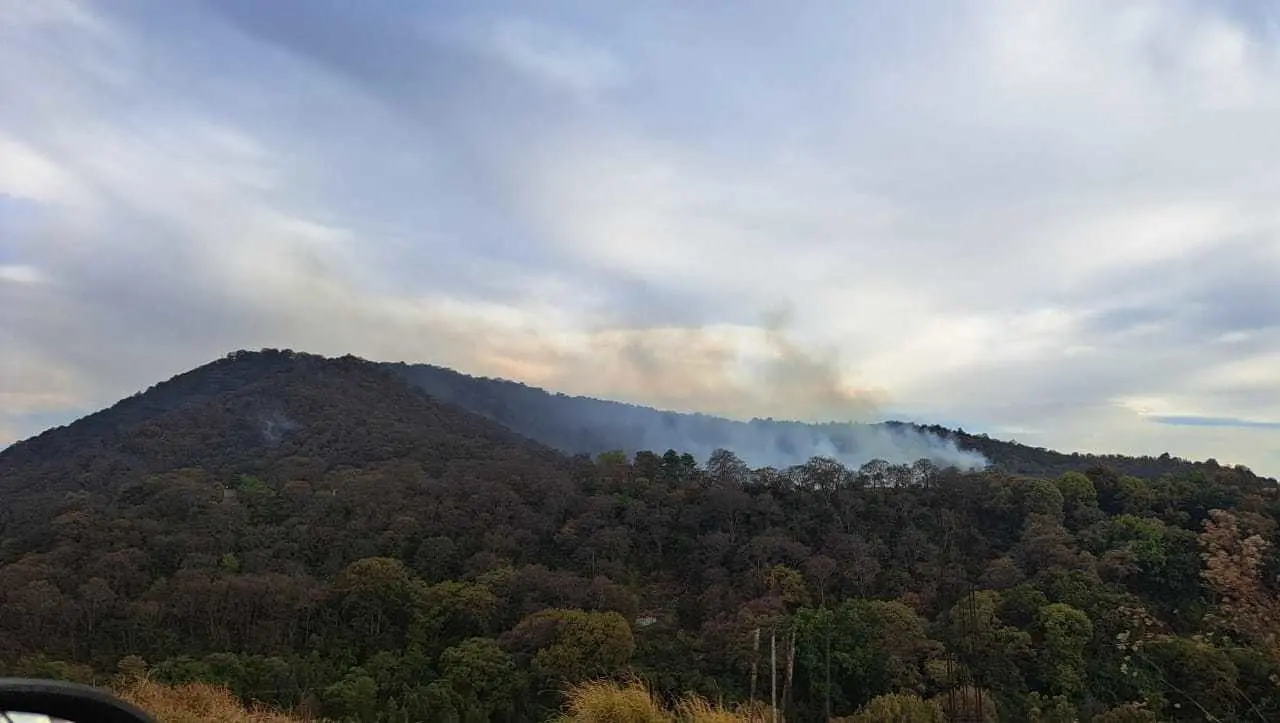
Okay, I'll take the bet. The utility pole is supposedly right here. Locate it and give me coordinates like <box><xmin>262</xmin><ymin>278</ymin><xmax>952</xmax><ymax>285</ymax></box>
<box><xmin>969</xmin><ymin>586</ymin><xmax>985</xmax><ymax>721</ymax></box>
<box><xmin>824</xmin><ymin>622</ymin><xmax>831</xmax><ymax>721</ymax></box>
<box><xmin>784</xmin><ymin>629</ymin><xmax>796</xmax><ymax>711</ymax></box>
<box><xmin>770</xmin><ymin>630</ymin><xmax>777</xmax><ymax>723</ymax></box>
<box><xmin>750</xmin><ymin>627</ymin><xmax>760</xmax><ymax>704</ymax></box>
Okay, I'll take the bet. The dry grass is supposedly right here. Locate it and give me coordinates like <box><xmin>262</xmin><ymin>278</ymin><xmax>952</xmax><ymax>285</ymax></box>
<box><xmin>558</xmin><ymin>679</ymin><xmax>671</xmax><ymax>723</ymax></box>
<box><xmin>558</xmin><ymin>679</ymin><xmax>780</xmax><ymax>723</ymax></box>
<box><xmin>675</xmin><ymin>695</ymin><xmax>776</xmax><ymax>723</ymax></box>
<box><xmin>113</xmin><ymin>676</ymin><xmax>773</xmax><ymax>723</ymax></box>
<box><xmin>115</xmin><ymin>679</ymin><xmax>307</xmax><ymax>723</ymax></box>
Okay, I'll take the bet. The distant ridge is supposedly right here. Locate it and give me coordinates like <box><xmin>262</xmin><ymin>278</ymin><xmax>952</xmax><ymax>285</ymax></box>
<box><xmin>1</xmin><ymin>350</ymin><xmax>1271</xmax><ymax>492</ymax></box>
<box><xmin>387</xmin><ymin>360</ymin><xmax>1276</xmax><ymax>483</ymax></box>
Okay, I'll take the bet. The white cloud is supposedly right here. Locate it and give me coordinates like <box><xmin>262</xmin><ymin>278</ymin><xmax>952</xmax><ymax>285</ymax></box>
<box><xmin>1</xmin><ymin>0</ymin><xmax>1279</xmax><ymax>474</ymax></box>
<box><xmin>480</xmin><ymin>17</ymin><xmax>626</xmax><ymax>95</ymax></box>
<box><xmin>0</xmin><ymin>136</ymin><xmax>84</xmax><ymax>202</ymax></box>
<box><xmin>0</xmin><ymin>264</ymin><xmax>46</xmax><ymax>285</ymax></box>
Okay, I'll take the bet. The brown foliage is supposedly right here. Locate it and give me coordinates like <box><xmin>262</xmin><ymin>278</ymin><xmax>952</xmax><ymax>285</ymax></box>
<box><xmin>1199</xmin><ymin>509</ymin><xmax>1280</xmax><ymax>663</ymax></box>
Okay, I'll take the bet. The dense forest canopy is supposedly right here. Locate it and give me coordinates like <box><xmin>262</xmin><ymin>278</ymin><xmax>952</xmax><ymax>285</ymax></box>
<box><xmin>1</xmin><ymin>349</ymin><xmax>1278</xmax><ymax>722</ymax></box>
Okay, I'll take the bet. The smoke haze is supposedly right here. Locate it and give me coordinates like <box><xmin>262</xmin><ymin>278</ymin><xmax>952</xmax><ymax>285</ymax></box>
<box><xmin>392</xmin><ymin>358</ymin><xmax>990</xmax><ymax>472</ymax></box>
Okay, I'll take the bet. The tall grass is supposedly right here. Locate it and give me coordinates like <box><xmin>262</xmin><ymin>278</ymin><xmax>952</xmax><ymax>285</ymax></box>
<box><xmin>115</xmin><ymin>679</ymin><xmax>307</xmax><ymax>723</ymax></box>
<box><xmin>558</xmin><ymin>679</ymin><xmax>780</xmax><ymax>723</ymax></box>
<box><xmin>557</xmin><ymin>679</ymin><xmax>671</xmax><ymax>723</ymax></box>
<box><xmin>114</xmin><ymin>676</ymin><xmax>774</xmax><ymax>723</ymax></box>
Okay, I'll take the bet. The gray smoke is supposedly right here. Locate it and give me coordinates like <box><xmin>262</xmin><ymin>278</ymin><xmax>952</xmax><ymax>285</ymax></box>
<box><xmin>542</xmin><ymin>308</ymin><xmax>989</xmax><ymax>471</ymax></box>
<box><xmin>258</xmin><ymin>409</ymin><xmax>301</xmax><ymax>444</ymax></box>
<box><xmin>558</xmin><ymin>398</ymin><xmax>989</xmax><ymax>471</ymax></box>
<box><xmin>392</xmin><ymin>306</ymin><xmax>991</xmax><ymax>472</ymax></box>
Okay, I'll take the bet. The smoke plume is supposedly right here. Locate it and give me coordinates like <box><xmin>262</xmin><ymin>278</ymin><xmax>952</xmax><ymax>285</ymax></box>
<box><xmin>551</xmin><ymin>397</ymin><xmax>989</xmax><ymax>472</ymax></box>
<box><xmin>393</xmin><ymin>307</ymin><xmax>991</xmax><ymax>471</ymax></box>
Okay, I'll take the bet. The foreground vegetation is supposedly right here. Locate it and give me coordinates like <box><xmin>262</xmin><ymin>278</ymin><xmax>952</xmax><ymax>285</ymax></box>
<box><xmin>117</xmin><ymin>679</ymin><xmax>306</xmax><ymax>723</ymax></box>
<box><xmin>1</xmin><ymin>352</ymin><xmax>1277</xmax><ymax>721</ymax></box>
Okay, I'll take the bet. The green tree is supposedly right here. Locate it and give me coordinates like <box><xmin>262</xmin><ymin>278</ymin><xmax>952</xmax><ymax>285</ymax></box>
<box><xmin>1089</xmin><ymin>701</ymin><xmax>1159</xmax><ymax>723</ymax></box>
<box><xmin>1033</xmin><ymin>603</ymin><xmax>1093</xmax><ymax>697</ymax></box>
<box><xmin>1024</xmin><ymin>478</ymin><xmax>1066</xmax><ymax>521</ymax></box>
<box><xmin>939</xmin><ymin>591</ymin><xmax>1033</xmax><ymax>696</ymax></box>
<box><xmin>410</xmin><ymin>580</ymin><xmax>499</xmax><ymax>657</ymax></box>
<box><xmin>790</xmin><ymin>599</ymin><xmax>937</xmax><ymax>718</ymax></box>
<box><xmin>1055</xmin><ymin>472</ymin><xmax>1100</xmax><ymax>530</ymax></box>
<box><xmin>1025</xmin><ymin>692</ymin><xmax>1077</xmax><ymax>723</ymax></box>
<box><xmin>843</xmin><ymin>692</ymin><xmax>943</xmax><ymax>722</ymax></box>
<box><xmin>503</xmin><ymin>609</ymin><xmax>635</xmax><ymax>685</ymax></box>
<box><xmin>1139</xmin><ymin>636</ymin><xmax>1239</xmax><ymax>721</ymax></box>
<box><xmin>323</xmin><ymin>557</ymin><xmax>422</xmax><ymax>660</ymax></box>
<box><xmin>322</xmin><ymin>670</ymin><xmax>380</xmax><ymax>723</ymax></box>
<box><xmin>929</xmin><ymin>686</ymin><xmax>998</xmax><ymax>722</ymax></box>
<box><xmin>429</xmin><ymin>637</ymin><xmax>521</xmax><ymax>722</ymax></box>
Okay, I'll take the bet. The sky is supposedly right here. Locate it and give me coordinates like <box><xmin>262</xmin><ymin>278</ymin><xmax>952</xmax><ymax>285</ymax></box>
<box><xmin>2</xmin><ymin>0</ymin><xmax>1279</xmax><ymax>475</ymax></box>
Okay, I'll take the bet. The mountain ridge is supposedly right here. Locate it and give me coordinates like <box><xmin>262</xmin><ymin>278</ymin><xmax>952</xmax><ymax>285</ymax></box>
<box><xmin>386</xmin><ymin>358</ymin><xmax>1275</xmax><ymax>483</ymax></box>
<box><xmin>3</xmin><ymin>348</ymin><xmax>1272</xmax><ymax>485</ymax></box>
<box><xmin>0</xmin><ymin>349</ymin><xmax>562</xmax><ymax>500</ymax></box>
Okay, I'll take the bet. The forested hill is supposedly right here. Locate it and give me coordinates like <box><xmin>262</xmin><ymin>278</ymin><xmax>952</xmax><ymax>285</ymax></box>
<box><xmin>0</xmin><ymin>350</ymin><xmax>563</xmax><ymax>524</ymax></box>
<box><xmin>388</xmin><ymin>360</ymin><xmax>1273</xmax><ymax>483</ymax></box>
<box><xmin>2</xmin><ymin>348</ymin><xmax>1280</xmax><ymax>721</ymax></box>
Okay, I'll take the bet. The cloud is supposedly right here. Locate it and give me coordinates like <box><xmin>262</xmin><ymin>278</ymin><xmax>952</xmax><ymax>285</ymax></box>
<box><xmin>0</xmin><ymin>264</ymin><xmax>46</xmax><ymax>285</ymax></box>
<box><xmin>1</xmin><ymin>0</ymin><xmax>1279</xmax><ymax>475</ymax></box>
<box><xmin>1151</xmin><ymin>416</ymin><xmax>1280</xmax><ymax>430</ymax></box>
<box><xmin>475</xmin><ymin>17</ymin><xmax>626</xmax><ymax>95</ymax></box>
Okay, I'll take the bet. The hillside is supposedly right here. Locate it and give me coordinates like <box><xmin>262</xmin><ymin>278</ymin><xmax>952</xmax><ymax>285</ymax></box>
<box><xmin>0</xmin><ymin>349</ymin><xmax>567</xmax><ymax>552</ymax></box>
<box><xmin>1</xmin><ymin>349</ymin><xmax>1278</xmax><ymax>722</ymax></box>
<box><xmin>1</xmin><ymin>350</ymin><xmax>556</xmax><ymax>487</ymax></box>
<box><xmin>388</xmin><ymin>361</ymin><xmax>1274</xmax><ymax>483</ymax></box>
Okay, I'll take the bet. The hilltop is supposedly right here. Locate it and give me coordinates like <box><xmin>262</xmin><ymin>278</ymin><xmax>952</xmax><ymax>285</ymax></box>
<box><xmin>0</xmin><ymin>349</ymin><xmax>567</xmax><ymax>546</ymax></box>
<box><xmin>1</xmin><ymin>350</ymin><xmax>556</xmax><ymax>486</ymax></box>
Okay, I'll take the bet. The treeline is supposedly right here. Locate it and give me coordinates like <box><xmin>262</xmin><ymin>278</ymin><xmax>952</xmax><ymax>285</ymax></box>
<box><xmin>2</xmin><ymin>447</ymin><xmax>1278</xmax><ymax>721</ymax></box>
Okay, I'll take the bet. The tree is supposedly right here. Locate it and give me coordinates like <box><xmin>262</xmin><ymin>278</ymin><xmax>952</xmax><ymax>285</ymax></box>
<box><xmin>938</xmin><ymin>591</ymin><xmax>1033</xmax><ymax>696</ymax></box>
<box><xmin>1055</xmin><ymin>472</ymin><xmax>1101</xmax><ymax>530</ymax></box>
<box><xmin>433</xmin><ymin>638</ymin><xmax>520</xmax><ymax>722</ymax></box>
<box><xmin>1090</xmin><ymin>702</ymin><xmax>1159</xmax><ymax>723</ymax></box>
<box><xmin>1025</xmin><ymin>692</ymin><xmax>1077</xmax><ymax>723</ymax></box>
<box><xmin>501</xmin><ymin>609</ymin><xmax>635</xmax><ymax>685</ymax></box>
<box><xmin>803</xmin><ymin>555</ymin><xmax>839</xmax><ymax>606</ymax></box>
<box><xmin>1024</xmin><ymin>478</ymin><xmax>1066</xmax><ymax>521</ymax></box>
<box><xmin>322</xmin><ymin>670</ymin><xmax>379</xmax><ymax>723</ymax></box>
<box><xmin>322</xmin><ymin>557</ymin><xmax>419</xmax><ymax>659</ymax></box>
<box><xmin>841</xmin><ymin>692</ymin><xmax>943</xmax><ymax>722</ymax></box>
<box><xmin>707</xmin><ymin>448</ymin><xmax>751</xmax><ymax>487</ymax></box>
<box><xmin>1139</xmin><ymin>636</ymin><xmax>1239</xmax><ymax>721</ymax></box>
<box><xmin>1199</xmin><ymin>509</ymin><xmax>1280</xmax><ymax>664</ymax></box>
<box><xmin>410</xmin><ymin>580</ymin><xmax>499</xmax><ymax>657</ymax></box>
<box><xmin>930</xmin><ymin>686</ymin><xmax>998</xmax><ymax>722</ymax></box>
<box><xmin>789</xmin><ymin>599</ymin><xmax>936</xmax><ymax>718</ymax></box>
<box><xmin>1033</xmin><ymin>603</ymin><xmax>1093</xmax><ymax>697</ymax></box>
<box><xmin>765</xmin><ymin>565</ymin><xmax>811</xmax><ymax>608</ymax></box>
